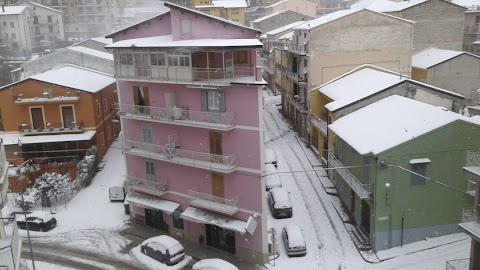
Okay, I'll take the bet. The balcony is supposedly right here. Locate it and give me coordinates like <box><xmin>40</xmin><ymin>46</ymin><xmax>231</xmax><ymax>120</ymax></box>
<box><xmin>123</xmin><ymin>140</ymin><xmax>238</xmax><ymax>174</ymax></box>
<box><xmin>14</xmin><ymin>96</ymin><xmax>80</xmax><ymax>104</ymax></box>
<box><xmin>188</xmin><ymin>189</ymin><xmax>239</xmax><ymax>215</ymax></box>
<box><xmin>286</xmin><ymin>70</ymin><xmax>307</xmax><ymax>84</ymax></box>
<box><xmin>310</xmin><ymin>114</ymin><xmax>328</xmax><ymax>136</ymax></box>
<box><xmin>18</xmin><ymin>122</ymin><xmax>84</xmax><ymax>136</ymax></box>
<box><xmin>115</xmin><ymin>66</ymin><xmax>262</xmax><ymax>86</ymax></box>
<box><xmin>326</xmin><ymin>151</ymin><xmax>372</xmax><ymax>199</ymax></box>
<box><xmin>465</xmin><ymin>26</ymin><xmax>480</xmax><ymax>34</ymax></box>
<box><xmin>445</xmin><ymin>258</ymin><xmax>470</xmax><ymax>270</ymax></box>
<box><xmin>126</xmin><ymin>176</ymin><xmax>168</xmax><ymax>197</ymax></box>
<box><xmin>0</xmin><ymin>222</ymin><xmax>22</xmax><ymax>270</ymax></box>
<box><xmin>287</xmin><ymin>44</ymin><xmax>307</xmax><ymax>55</ymax></box>
<box><xmin>119</xmin><ymin>104</ymin><xmax>236</xmax><ymax>131</ymax></box>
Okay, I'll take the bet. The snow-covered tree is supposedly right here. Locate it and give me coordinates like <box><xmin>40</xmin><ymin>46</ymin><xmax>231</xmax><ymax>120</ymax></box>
<box><xmin>76</xmin><ymin>146</ymin><xmax>98</xmax><ymax>188</ymax></box>
<box><xmin>33</xmin><ymin>172</ymin><xmax>72</xmax><ymax>200</ymax></box>
<box><xmin>12</xmin><ymin>188</ymin><xmax>37</xmax><ymax>211</ymax></box>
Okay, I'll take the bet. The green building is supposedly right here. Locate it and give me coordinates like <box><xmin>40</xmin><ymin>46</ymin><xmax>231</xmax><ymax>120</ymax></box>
<box><xmin>328</xmin><ymin>95</ymin><xmax>480</xmax><ymax>251</ymax></box>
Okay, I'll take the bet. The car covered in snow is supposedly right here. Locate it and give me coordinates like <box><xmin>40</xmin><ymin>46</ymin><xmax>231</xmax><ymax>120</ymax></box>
<box><xmin>282</xmin><ymin>224</ymin><xmax>307</xmax><ymax>257</ymax></box>
<box><xmin>140</xmin><ymin>235</ymin><xmax>185</xmax><ymax>266</ymax></box>
<box><xmin>192</xmin><ymin>258</ymin><xmax>239</xmax><ymax>270</ymax></box>
<box><xmin>265</xmin><ymin>163</ymin><xmax>282</xmax><ymax>191</ymax></box>
<box><xmin>268</xmin><ymin>187</ymin><xmax>292</xmax><ymax>219</ymax></box>
<box><xmin>109</xmin><ymin>186</ymin><xmax>125</xmax><ymax>202</ymax></box>
<box><xmin>16</xmin><ymin>211</ymin><xmax>57</xmax><ymax>232</ymax></box>
<box><xmin>265</xmin><ymin>148</ymin><xmax>277</xmax><ymax>167</ymax></box>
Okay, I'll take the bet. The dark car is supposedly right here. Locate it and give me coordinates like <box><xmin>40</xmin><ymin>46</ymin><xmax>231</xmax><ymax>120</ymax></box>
<box><xmin>16</xmin><ymin>211</ymin><xmax>57</xmax><ymax>232</ymax></box>
<box><xmin>140</xmin><ymin>235</ymin><xmax>185</xmax><ymax>266</ymax></box>
<box><xmin>268</xmin><ymin>187</ymin><xmax>292</xmax><ymax>219</ymax></box>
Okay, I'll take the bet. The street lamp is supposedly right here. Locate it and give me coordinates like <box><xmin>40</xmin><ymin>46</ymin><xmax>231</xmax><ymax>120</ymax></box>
<box><xmin>16</xmin><ymin>175</ymin><xmax>36</xmax><ymax>270</ymax></box>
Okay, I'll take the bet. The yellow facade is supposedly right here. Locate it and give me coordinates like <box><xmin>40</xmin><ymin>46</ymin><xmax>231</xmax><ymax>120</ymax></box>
<box><xmin>411</xmin><ymin>67</ymin><xmax>428</xmax><ymax>83</ymax></box>
<box><xmin>193</xmin><ymin>0</ymin><xmax>246</xmax><ymax>25</ymax></box>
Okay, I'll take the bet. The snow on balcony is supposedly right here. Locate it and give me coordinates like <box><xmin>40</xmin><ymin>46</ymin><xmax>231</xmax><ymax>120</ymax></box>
<box><xmin>180</xmin><ymin>206</ymin><xmax>247</xmax><ymax>234</ymax></box>
<box><xmin>126</xmin><ymin>176</ymin><xmax>168</xmax><ymax>197</ymax></box>
<box><xmin>188</xmin><ymin>190</ymin><xmax>239</xmax><ymax>216</ymax></box>
<box><xmin>125</xmin><ymin>192</ymin><xmax>180</xmax><ymax>214</ymax></box>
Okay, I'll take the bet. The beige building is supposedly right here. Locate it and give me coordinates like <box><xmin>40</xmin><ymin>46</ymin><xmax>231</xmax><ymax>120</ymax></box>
<box><xmin>273</xmin><ymin>9</ymin><xmax>413</xmax><ymax>139</ymax></box>
<box><xmin>265</xmin><ymin>0</ymin><xmax>317</xmax><ymax>18</ymax></box>
<box><xmin>352</xmin><ymin>0</ymin><xmax>466</xmax><ymax>53</ymax></box>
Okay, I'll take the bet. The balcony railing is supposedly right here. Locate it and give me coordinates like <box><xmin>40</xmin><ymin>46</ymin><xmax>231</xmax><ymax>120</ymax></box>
<box><xmin>188</xmin><ymin>189</ymin><xmax>239</xmax><ymax>215</ymax></box>
<box><xmin>310</xmin><ymin>115</ymin><xmax>328</xmax><ymax>136</ymax></box>
<box><xmin>18</xmin><ymin>122</ymin><xmax>84</xmax><ymax>135</ymax></box>
<box><xmin>465</xmin><ymin>26</ymin><xmax>480</xmax><ymax>34</ymax></box>
<box><xmin>326</xmin><ymin>151</ymin><xmax>372</xmax><ymax>199</ymax></box>
<box><xmin>115</xmin><ymin>65</ymin><xmax>261</xmax><ymax>85</ymax></box>
<box><xmin>446</xmin><ymin>258</ymin><xmax>470</xmax><ymax>270</ymax></box>
<box><xmin>462</xmin><ymin>208</ymin><xmax>478</xmax><ymax>223</ymax></box>
<box><xmin>124</xmin><ymin>140</ymin><xmax>237</xmax><ymax>173</ymax></box>
<box><xmin>0</xmin><ymin>222</ymin><xmax>21</xmax><ymax>270</ymax></box>
<box><xmin>126</xmin><ymin>176</ymin><xmax>168</xmax><ymax>197</ymax></box>
<box><xmin>119</xmin><ymin>104</ymin><xmax>236</xmax><ymax>130</ymax></box>
<box><xmin>287</xmin><ymin>44</ymin><xmax>307</xmax><ymax>55</ymax></box>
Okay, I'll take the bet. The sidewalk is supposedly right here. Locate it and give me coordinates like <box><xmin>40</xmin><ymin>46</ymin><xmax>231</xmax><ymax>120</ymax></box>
<box><xmin>120</xmin><ymin>222</ymin><xmax>265</xmax><ymax>270</ymax></box>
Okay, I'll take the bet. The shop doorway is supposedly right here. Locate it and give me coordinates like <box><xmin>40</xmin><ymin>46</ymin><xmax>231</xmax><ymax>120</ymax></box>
<box><xmin>145</xmin><ymin>208</ymin><xmax>164</xmax><ymax>230</ymax></box>
<box><xmin>205</xmin><ymin>224</ymin><xmax>235</xmax><ymax>254</ymax></box>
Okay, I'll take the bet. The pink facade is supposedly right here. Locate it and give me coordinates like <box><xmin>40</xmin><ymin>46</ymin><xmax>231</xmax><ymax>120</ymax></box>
<box><xmin>110</xmin><ymin>2</ymin><xmax>267</xmax><ymax>264</ymax></box>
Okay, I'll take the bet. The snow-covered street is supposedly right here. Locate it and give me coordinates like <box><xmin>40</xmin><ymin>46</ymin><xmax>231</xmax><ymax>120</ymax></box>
<box><xmin>16</xmin><ymin>90</ymin><xmax>473</xmax><ymax>270</ymax></box>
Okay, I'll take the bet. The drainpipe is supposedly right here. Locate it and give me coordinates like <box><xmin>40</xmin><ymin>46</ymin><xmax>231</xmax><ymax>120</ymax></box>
<box><xmin>401</xmin><ymin>212</ymin><xmax>405</xmax><ymax>247</ymax></box>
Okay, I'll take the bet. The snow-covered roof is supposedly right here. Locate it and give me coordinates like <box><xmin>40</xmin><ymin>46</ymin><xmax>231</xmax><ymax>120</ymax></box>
<box><xmin>279</xmin><ymin>31</ymin><xmax>294</xmax><ymax>40</ymax></box>
<box><xmin>107</xmin><ymin>35</ymin><xmax>262</xmax><ymax>49</ymax></box>
<box><xmin>16</xmin><ymin>130</ymin><xmax>96</xmax><ymax>145</ymax></box>
<box><xmin>180</xmin><ymin>206</ymin><xmax>248</xmax><ymax>234</ymax></box>
<box><xmin>66</xmin><ymin>46</ymin><xmax>113</xmax><ymax>61</ymax></box>
<box><xmin>412</xmin><ymin>48</ymin><xmax>477</xmax><ymax>69</ymax></box>
<box><xmin>195</xmin><ymin>0</ymin><xmax>247</xmax><ymax>8</ymax></box>
<box><xmin>265</xmin><ymin>0</ymin><xmax>287</xmax><ymax>9</ymax></box>
<box><xmin>264</xmin><ymin>21</ymin><xmax>308</xmax><ymax>36</ymax></box>
<box><xmin>192</xmin><ymin>259</ymin><xmax>239</xmax><ymax>270</ymax></box>
<box><xmin>329</xmin><ymin>95</ymin><xmax>480</xmax><ymax>156</ymax></box>
<box><xmin>106</xmin><ymin>10</ymin><xmax>171</xmax><ymax>38</ymax></box>
<box><xmin>28</xmin><ymin>2</ymin><xmax>62</xmax><ymax>13</ymax></box>
<box><xmin>89</xmin><ymin>37</ymin><xmax>112</xmax><ymax>45</ymax></box>
<box><xmin>126</xmin><ymin>193</ymin><xmax>180</xmax><ymax>214</ymax></box>
<box><xmin>284</xmin><ymin>225</ymin><xmax>306</xmax><ymax>248</ymax></box>
<box><xmin>453</xmin><ymin>0</ymin><xmax>480</xmax><ymax>10</ymax></box>
<box><xmin>0</xmin><ymin>6</ymin><xmax>26</xmax><ymax>15</ymax></box>
<box><xmin>351</xmin><ymin>0</ymin><xmax>465</xmax><ymax>12</ymax></box>
<box><xmin>318</xmin><ymin>65</ymin><xmax>463</xmax><ymax>112</ymax></box>
<box><xmin>31</xmin><ymin>64</ymin><xmax>115</xmax><ymax>93</ymax></box>
<box><xmin>251</xmin><ymin>11</ymin><xmax>284</xmax><ymax>23</ymax></box>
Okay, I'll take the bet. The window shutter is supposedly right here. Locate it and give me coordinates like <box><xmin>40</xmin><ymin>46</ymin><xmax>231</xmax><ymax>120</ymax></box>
<box><xmin>219</xmin><ymin>92</ymin><xmax>226</xmax><ymax>112</ymax></box>
<box><xmin>201</xmin><ymin>91</ymin><xmax>208</xmax><ymax>111</ymax></box>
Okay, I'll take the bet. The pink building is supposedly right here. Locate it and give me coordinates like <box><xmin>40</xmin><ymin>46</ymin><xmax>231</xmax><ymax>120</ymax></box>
<box><xmin>106</xmin><ymin>2</ymin><xmax>268</xmax><ymax>263</ymax></box>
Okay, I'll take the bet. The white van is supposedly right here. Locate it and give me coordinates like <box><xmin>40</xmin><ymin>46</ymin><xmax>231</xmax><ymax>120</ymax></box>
<box><xmin>109</xmin><ymin>186</ymin><xmax>125</xmax><ymax>202</ymax></box>
<box><xmin>265</xmin><ymin>164</ymin><xmax>281</xmax><ymax>190</ymax></box>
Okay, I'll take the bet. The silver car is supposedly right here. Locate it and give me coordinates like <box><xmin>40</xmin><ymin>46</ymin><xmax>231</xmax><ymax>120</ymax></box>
<box><xmin>282</xmin><ymin>224</ymin><xmax>307</xmax><ymax>257</ymax></box>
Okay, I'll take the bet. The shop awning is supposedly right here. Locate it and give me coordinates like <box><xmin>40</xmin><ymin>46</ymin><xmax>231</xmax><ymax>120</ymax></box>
<box><xmin>125</xmin><ymin>193</ymin><xmax>180</xmax><ymax>214</ymax></box>
<box><xmin>180</xmin><ymin>207</ymin><xmax>248</xmax><ymax>234</ymax></box>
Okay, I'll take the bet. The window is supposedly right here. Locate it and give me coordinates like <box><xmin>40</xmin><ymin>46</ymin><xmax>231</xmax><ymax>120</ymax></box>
<box><xmin>150</xmin><ymin>49</ymin><xmax>166</xmax><ymax>66</ymax></box>
<box><xmin>231</xmin><ymin>8</ymin><xmax>239</xmax><ymax>15</ymax></box>
<box><xmin>233</xmin><ymin>50</ymin><xmax>247</xmax><ymax>64</ymax></box>
<box><xmin>10</xmin><ymin>22</ymin><xmax>14</xmax><ymax>28</ymax></box>
<box><xmin>61</xmin><ymin>106</ymin><xmax>75</xmax><ymax>128</ymax></box>
<box><xmin>201</xmin><ymin>91</ymin><xmax>225</xmax><ymax>111</ymax></box>
<box><xmin>96</xmin><ymin>102</ymin><xmax>101</xmax><ymax>116</ymax></box>
<box><xmin>11</xmin><ymin>33</ymin><xmax>15</xmax><ymax>40</ymax></box>
<box><xmin>145</xmin><ymin>160</ymin><xmax>155</xmax><ymax>180</ymax></box>
<box><xmin>118</xmin><ymin>49</ymin><xmax>133</xmax><ymax>65</ymax></box>
<box><xmin>180</xmin><ymin>19</ymin><xmax>191</xmax><ymax>35</ymax></box>
<box><xmin>47</xmin><ymin>15</ymin><xmax>52</xmax><ymax>23</ymax></box>
<box><xmin>167</xmin><ymin>50</ymin><xmax>190</xmax><ymax>67</ymax></box>
<box><xmin>103</xmin><ymin>98</ymin><xmax>108</xmax><ymax>112</ymax></box>
<box><xmin>101</xmin><ymin>132</ymin><xmax>105</xmax><ymax>146</ymax></box>
<box><xmin>0</xmin><ymin>109</ymin><xmax>3</xmax><ymax>131</ymax></box>
<box><xmin>49</xmin><ymin>26</ymin><xmax>54</xmax><ymax>33</ymax></box>
<box><xmin>410</xmin><ymin>163</ymin><xmax>427</xmax><ymax>186</ymax></box>
<box><xmin>106</xmin><ymin>125</ymin><xmax>111</xmax><ymax>139</ymax></box>
<box><xmin>172</xmin><ymin>209</ymin><xmax>184</xmax><ymax>229</ymax></box>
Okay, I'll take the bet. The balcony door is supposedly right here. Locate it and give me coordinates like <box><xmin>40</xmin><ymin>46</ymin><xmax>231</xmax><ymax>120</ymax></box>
<box><xmin>133</xmin><ymin>86</ymin><xmax>149</xmax><ymax>115</ymax></box>
<box><xmin>145</xmin><ymin>160</ymin><xmax>155</xmax><ymax>181</ymax></box>
<box><xmin>30</xmin><ymin>107</ymin><xmax>45</xmax><ymax>129</ymax></box>
<box><xmin>142</xmin><ymin>124</ymin><xmax>153</xmax><ymax>151</ymax></box>
<box><xmin>61</xmin><ymin>105</ymin><xmax>75</xmax><ymax>128</ymax></box>
<box><xmin>212</xmin><ymin>173</ymin><xmax>224</xmax><ymax>198</ymax></box>
<box><xmin>209</xmin><ymin>132</ymin><xmax>222</xmax><ymax>163</ymax></box>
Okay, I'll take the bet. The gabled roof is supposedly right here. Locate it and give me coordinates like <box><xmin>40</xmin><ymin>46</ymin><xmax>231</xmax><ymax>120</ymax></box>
<box><xmin>66</xmin><ymin>46</ymin><xmax>113</xmax><ymax>61</ymax></box>
<box><xmin>252</xmin><ymin>11</ymin><xmax>285</xmax><ymax>23</ymax></box>
<box><xmin>87</xmin><ymin>37</ymin><xmax>112</xmax><ymax>45</ymax></box>
<box><xmin>105</xmin><ymin>11</ymin><xmax>171</xmax><ymax>38</ymax></box>
<box><xmin>412</xmin><ymin>48</ymin><xmax>480</xmax><ymax>69</ymax></box>
<box><xmin>164</xmin><ymin>2</ymin><xmax>260</xmax><ymax>34</ymax></box>
<box><xmin>329</xmin><ymin>95</ymin><xmax>480</xmax><ymax>156</ymax></box>
<box><xmin>29</xmin><ymin>64</ymin><xmax>115</xmax><ymax>93</ymax></box>
<box><xmin>195</xmin><ymin>0</ymin><xmax>247</xmax><ymax>9</ymax></box>
<box><xmin>317</xmin><ymin>65</ymin><xmax>463</xmax><ymax>112</ymax></box>
<box><xmin>351</xmin><ymin>0</ymin><xmax>466</xmax><ymax>12</ymax></box>
<box><xmin>265</xmin><ymin>0</ymin><xmax>288</xmax><ymax>8</ymax></box>
<box><xmin>260</xmin><ymin>20</ymin><xmax>308</xmax><ymax>38</ymax></box>
<box><xmin>0</xmin><ymin>6</ymin><xmax>26</xmax><ymax>16</ymax></box>
<box><xmin>294</xmin><ymin>8</ymin><xmax>414</xmax><ymax>30</ymax></box>
<box><xmin>106</xmin><ymin>35</ymin><xmax>262</xmax><ymax>49</ymax></box>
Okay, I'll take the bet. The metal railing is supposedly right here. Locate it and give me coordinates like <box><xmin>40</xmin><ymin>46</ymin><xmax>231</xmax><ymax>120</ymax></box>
<box><xmin>126</xmin><ymin>176</ymin><xmax>168</xmax><ymax>193</ymax></box>
<box><xmin>188</xmin><ymin>189</ymin><xmax>239</xmax><ymax>207</ymax></box>
<box><xmin>18</xmin><ymin>122</ymin><xmax>84</xmax><ymax>134</ymax></box>
<box><xmin>464</xmin><ymin>26</ymin><xmax>480</xmax><ymax>34</ymax></box>
<box><xmin>124</xmin><ymin>140</ymin><xmax>237</xmax><ymax>171</ymax></box>
<box><xmin>0</xmin><ymin>222</ymin><xmax>20</xmax><ymax>270</ymax></box>
<box><xmin>119</xmin><ymin>104</ymin><xmax>236</xmax><ymax>128</ymax></box>
<box><xmin>287</xmin><ymin>44</ymin><xmax>307</xmax><ymax>55</ymax></box>
<box><xmin>326</xmin><ymin>151</ymin><xmax>372</xmax><ymax>199</ymax></box>
<box><xmin>446</xmin><ymin>258</ymin><xmax>470</xmax><ymax>270</ymax></box>
<box><xmin>462</xmin><ymin>208</ymin><xmax>479</xmax><ymax>223</ymax></box>
<box><xmin>310</xmin><ymin>114</ymin><xmax>328</xmax><ymax>135</ymax></box>
<box><xmin>115</xmin><ymin>65</ymin><xmax>260</xmax><ymax>84</ymax></box>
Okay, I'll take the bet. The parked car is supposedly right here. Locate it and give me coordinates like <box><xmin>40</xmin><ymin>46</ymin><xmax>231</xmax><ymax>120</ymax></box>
<box><xmin>265</xmin><ymin>163</ymin><xmax>282</xmax><ymax>190</ymax></box>
<box><xmin>140</xmin><ymin>235</ymin><xmax>185</xmax><ymax>266</ymax></box>
<box><xmin>109</xmin><ymin>186</ymin><xmax>125</xmax><ymax>202</ymax></box>
<box><xmin>265</xmin><ymin>148</ymin><xmax>277</xmax><ymax>167</ymax></box>
<box><xmin>16</xmin><ymin>211</ymin><xmax>57</xmax><ymax>232</ymax></box>
<box><xmin>282</xmin><ymin>224</ymin><xmax>307</xmax><ymax>257</ymax></box>
<box><xmin>268</xmin><ymin>187</ymin><xmax>292</xmax><ymax>219</ymax></box>
<box><xmin>192</xmin><ymin>258</ymin><xmax>239</xmax><ymax>270</ymax></box>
